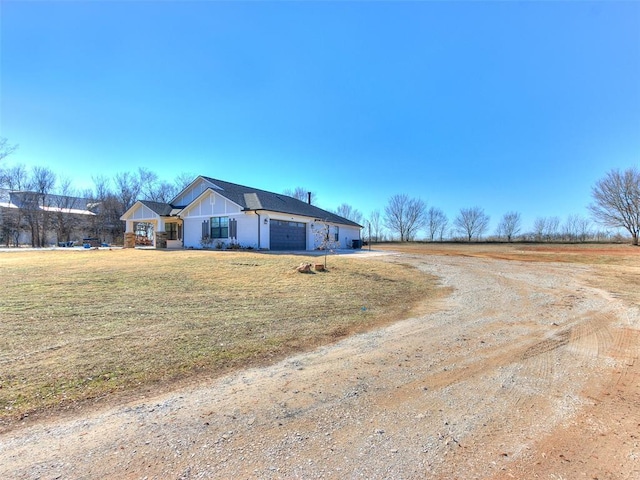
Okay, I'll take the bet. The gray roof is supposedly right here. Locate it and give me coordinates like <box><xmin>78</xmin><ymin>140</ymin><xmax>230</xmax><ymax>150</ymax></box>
<box><xmin>0</xmin><ymin>189</ymin><xmax>94</xmax><ymax>211</ymax></box>
<box><xmin>140</xmin><ymin>177</ymin><xmax>362</xmax><ymax>228</ymax></box>
<box><xmin>140</xmin><ymin>200</ymin><xmax>174</xmax><ymax>216</ymax></box>
<box><xmin>201</xmin><ymin>177</ymin><xmax>362</xmax><ymax>228</ymax></box>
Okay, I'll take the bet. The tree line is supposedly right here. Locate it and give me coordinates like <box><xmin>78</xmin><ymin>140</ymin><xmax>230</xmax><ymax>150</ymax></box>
<box><xmin>360</xmin><ymin>198</ymin><xmax>611</xmax><ymax>244</ymax></box>
<box><xmin>1</xmin><ymin>138</ymin><xmax>638</xmax><ymax>246</ymax></box>
<box><xmin>280</xmin><ymin>167</ymin><xmax>640</xmax><ymax>246</ymax></box>
<box><xmin>0</xmin><ymin>139</ymin><xmax>195</xmax><ymax>246</ymax></box>
<box><xmin>336</xmin><ymin>168</ymin><xmax>640</xmax><ymax>244</ymax></box>
<box><xmin>0</xmin><ymin>164</ymin><xmax>193</xmax><ymax>246</ymax></box>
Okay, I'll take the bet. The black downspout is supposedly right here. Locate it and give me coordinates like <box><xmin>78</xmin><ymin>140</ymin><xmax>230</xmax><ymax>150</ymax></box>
<box><xmin>257</xmin><ymin>212</ymin><xmax>261</xmax><ymax>249</ymax></box>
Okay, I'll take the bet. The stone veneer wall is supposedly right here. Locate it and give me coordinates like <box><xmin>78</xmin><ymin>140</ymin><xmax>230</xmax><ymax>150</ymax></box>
<box><xmin>156</xmin><ymin>231</ymin><xmax>168</xmax><ymax>249</ymax></box>
<box><xmin>124</xmin><ymin>232</ymin><xmax>136</xmax><ymax>248</ymax></box>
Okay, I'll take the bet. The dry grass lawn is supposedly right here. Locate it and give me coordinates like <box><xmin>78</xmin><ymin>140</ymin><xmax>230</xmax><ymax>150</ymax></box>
<box><xmin>377</xmin><ymin>241</ymin><xmax>640</xmax><ymax>303</ymax></box>
<box><xmin>0</xmin><ymin>248</ymin><xmax>439</xmax><ymax>426</ymax></box>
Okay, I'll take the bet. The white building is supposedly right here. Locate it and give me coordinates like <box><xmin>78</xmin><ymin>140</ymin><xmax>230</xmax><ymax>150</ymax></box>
<box><xmin>120</xmin><ymin>176</ymin><xmax>362</xmax><ymax>250</ymax></box>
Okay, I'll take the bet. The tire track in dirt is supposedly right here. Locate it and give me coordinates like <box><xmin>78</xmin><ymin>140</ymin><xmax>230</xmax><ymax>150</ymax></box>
<box><xmin>408</xmin><ymin>257</ymin><xmax>630</xmax><ymax>479</ymax></box>
<box><xmin>369</xmin><ymin>256</ymin><xmax>625</xmax><ymax>479</ymax></box>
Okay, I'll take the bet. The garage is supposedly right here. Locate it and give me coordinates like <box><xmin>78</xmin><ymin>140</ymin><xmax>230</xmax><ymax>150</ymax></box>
<box><xmin>270</xmin><ymin>220</ymin><xmax>306</xmax><ymax>250</ymax></box>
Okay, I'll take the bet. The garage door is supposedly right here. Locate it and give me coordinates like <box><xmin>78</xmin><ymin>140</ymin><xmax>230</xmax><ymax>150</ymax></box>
<box><xmin>270</xmin><ymin>220</ymin><xmax>306</xmax><ymax>250</ymax></box>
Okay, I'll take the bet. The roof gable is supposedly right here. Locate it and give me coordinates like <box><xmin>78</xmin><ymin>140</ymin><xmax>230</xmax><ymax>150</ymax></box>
<box><xmin>178</xmin><ymin>187</ymin><xmax>243</xmax><ymax>218</ymax></box>
<box><xmin>170</xmin><ymin>176</ymin><xmax>213</xmax><ymax>207</ymax></box>
<box><xmin>120</xmin><ymin>200</ymin><xmax>170</xmax><ymax>221</ymax></box>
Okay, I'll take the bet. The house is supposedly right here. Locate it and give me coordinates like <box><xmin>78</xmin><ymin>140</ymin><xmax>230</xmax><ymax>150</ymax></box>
<box><xmin>120</xmin><ymin>176</ymin><xmax>362</xmax><ymax>250</ymax></box>
<box><xmin>0</xmin><ymin>188</ymin><xmax>97</xmax><ymax>247</ymax></box>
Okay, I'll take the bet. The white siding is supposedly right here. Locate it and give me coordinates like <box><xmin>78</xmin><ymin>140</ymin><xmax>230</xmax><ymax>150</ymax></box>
<box><xmin>338</xmin><ymin>225</ymin><xmax>362</xmax><ymax>248</ymax></box>
<box><xmin>182</xmin><ymin>213</ymin><xmax>260</xmax><ymax>249</ymax></box>
<box><xmin>309</xmin><ymin>221</ymin><xmax>361</xmax><ymax>250</ymax></box>
<box><xmin>236</xmin><ymin>213</ymin><xmax>260</xmax><ymax>249</ymax></box>
<box><xmin>180</xmin><ymin>191</ymin><xmax>257</xmax><ymax>249</ymax></box>
<box><xmin>182</xmin><ymin>217</ymin><xmax>205</xmax><ymax>248</ymax></box>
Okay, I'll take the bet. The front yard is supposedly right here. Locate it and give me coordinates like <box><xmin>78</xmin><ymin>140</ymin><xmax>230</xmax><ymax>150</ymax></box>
<box><xmin>0</xmin><ymin>248</ymin><xmax>438</xmax><ymax>426</ymax></box>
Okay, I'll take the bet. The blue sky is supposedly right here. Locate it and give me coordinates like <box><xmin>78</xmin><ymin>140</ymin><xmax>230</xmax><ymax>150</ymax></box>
<box><xmin>1</xmin><ymin>1</ymin><xmax>639</xmax><ymax>234</ymax></box>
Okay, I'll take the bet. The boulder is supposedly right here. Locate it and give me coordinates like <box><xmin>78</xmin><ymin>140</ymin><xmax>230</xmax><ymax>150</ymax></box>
<box><xmin>296</xmin><ymin>263</ymin><xmax>313</xmax><ymax>273</ymax></box>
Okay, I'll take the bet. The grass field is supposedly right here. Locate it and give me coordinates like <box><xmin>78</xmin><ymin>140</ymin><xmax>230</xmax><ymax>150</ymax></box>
<box><xmin>0</xmin><ymin>248</ymin><xmax>439</xmax><ymax>425</ymax></box>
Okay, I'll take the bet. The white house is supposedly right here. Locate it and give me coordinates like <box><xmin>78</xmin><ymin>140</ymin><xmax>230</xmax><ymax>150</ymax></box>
<box><xmin>120</xmin><ymin>176</ymin><xmax>362</xmax><ymax>250</ymax></box>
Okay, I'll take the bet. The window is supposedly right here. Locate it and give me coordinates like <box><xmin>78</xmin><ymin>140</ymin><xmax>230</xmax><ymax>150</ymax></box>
<box><xmin>166</xmin><ymin>223</ymin><xmax>178</xmax><ymax>240</ymax></box>
<box><xmin>334</xmin><ymin>226</ymin><xmax>339</xmax><ymax>242</ymax></box>
<box><xmin>273</xmin><ymin>220</ymin><xmax>305</xmax><ymax>228</ymax></box>
<box><xmin>210</xmin><ymin>217</ymin><xmax>229</xmax><ymax>239</ymax></box>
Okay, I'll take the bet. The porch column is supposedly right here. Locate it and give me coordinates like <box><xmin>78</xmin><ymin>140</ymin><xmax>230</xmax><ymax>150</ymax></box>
<box><xmin>124</xmin><ymin>232</ymin><xmax>135</xmax><ymax>248</ymax></box>
<box><xmin>156</xmin><ymin>218</ymin><xmax>167</xmax><ymax>248</ymax></box>
<box><xmin>124</xmin><ymin>220</ymin><xmax>135</xmax><ymax>248</ymax></box>
<box><xmin>156</xmin><ymin>231</ymin><xmax>168</xmax><ymax>249</ymax></box>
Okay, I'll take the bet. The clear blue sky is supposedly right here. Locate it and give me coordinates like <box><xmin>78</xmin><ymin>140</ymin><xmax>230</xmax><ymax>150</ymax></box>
<box><xmin>1</xmin><ymin>1</ymin><xmax>639</xmax><ymax>234</ymax></box>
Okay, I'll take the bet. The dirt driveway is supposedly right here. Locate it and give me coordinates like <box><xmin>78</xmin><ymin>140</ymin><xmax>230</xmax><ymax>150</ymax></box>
<box><xmin>2</xmin><ymin>252</ymin><xmax>638</xmax><ymax>479</ymax></box>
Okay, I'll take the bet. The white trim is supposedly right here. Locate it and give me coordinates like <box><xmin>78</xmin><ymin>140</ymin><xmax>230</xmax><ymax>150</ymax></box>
<box><xmin>120</xmin><ymin>202</ymin><xmax>162</xmax><ymax>222</ymax></box>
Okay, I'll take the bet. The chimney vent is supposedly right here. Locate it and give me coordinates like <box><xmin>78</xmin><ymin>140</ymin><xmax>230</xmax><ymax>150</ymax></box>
<box><xmin>307</xmin><ymin>192</ymin><xmax>311</xmax><ymax>205</ymax></box>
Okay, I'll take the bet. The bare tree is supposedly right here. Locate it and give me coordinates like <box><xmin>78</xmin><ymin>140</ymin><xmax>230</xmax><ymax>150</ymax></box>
<box><xmin>545</xmin><ymin>216</ymin><xmax>560</xmax><ymax>241</ymax></box>
<box><xmin>35</xmin><ymin>167</ymin><xmax>56</xmax><ymax>246</ymax></box>
<box><xmin>0</xmin><ymin>137</ymin><xmax>18</xmax><ymax>187</ymax></box>
<box><xmin>157</xmin><ymin>181</ymin><xmax>180</xmax><ymax>203</ymax></box>
<box><xmin>454</xmin><ymin>207</ymin><xmax>490</xmax><ymax>242</ymax></box>
<box><xmin>114</xmin><ymin>171</ymin><xmax>141</xmax><ymax>212</ymax></box>
<box><xmin>137</xmin><ymin>168</ymin><xmax>159</xmax><ymax>201</ymax></box>
<box><xmin>333</xmin><ymin>203</ymin><xmax>363</xmax><ymax>225</ymax></box>
<box><xmin>0</xmin><ymin>189</ymin><xmax>21</xmax><ymax>246</ymax></box>
<box><xmin>174</xmin><ymin>172</ymin><xmax>195</xmax><ymax>195</ymax></box>
<box><xmin>0</xmin><ymin>139</ymin><xmax>18</xmax><ymax>220</ymax></box>
<box><xmin>427</xmin><ymin>207</ymin><xmax>448</xmax><ymax>242</ymax></box>
<box><xmin>0</xmin><ymin>164</ymin><xmax>29</xmax><ymax>190</ymax></box>
<box><xmin>0</xmin><ymin>165</ymin><xmax>29</xmax><ymax>246</ymax></box>
<box><xmin>88</xmin><ymin>175</ymin><xmax>109</xmax><ymax>242</ymax></box>
<box><xmin>283</xmin><ymin>187</ymin><xmax>316</xmax><ymax>205</ymax></box>
<box><xmin>384</xmin><ymin>194</ymin><xmax>427</xmax><ymax>241</ymax></box>
<box><xmin>496</xmin><ymin>211</ymin><xmax>521</xmax><ymax>242</ymax></box>
<box><xmin>50</xmin><ymin>178</ymin><xmax>86</xmax><ymax>244</ymax></box>
<box><xmin>575</xmin><ymin>215</ymin><xmax>592</xmax><ymax>242</ymax></box>
<box><xmin>532</xmin><ymin>217</ymin><xmax>546</xmax><ymax>242</ymax></box>
<box><xmin>590</xmin><ymin>167</ymin><xmax>640</xmax><ymax>245</ymax></box>
<box><xmin>90</xmin><ymin>175</ymin><xmax>125</xmax><ymax>244</ymax></box>
<box><xmin>131</xmin><ymin>168</ymin><xmax>175</xmax><ymax>202</ymax></box>
<box><xmin>31</xmin><ymin>166</ymin><xmax>56</xmax><ymax>194</ymax></box>
<box><xmin>367</xmin><ymin>209</ymin><xmax>383</xmax><ymax>243</ymax></box>
<box><xmin>0</xmin><ymin>137</ymin><xmax>18</xmax><ymax>162</ymax></box>
<box><xmin>534</xmin><ymin>216</ymin><xmax>560</xmax><ymax>242</ymax></box>
<box><xmin>20</xmin><ymin>166</ymin><xmax>56</xmax><ymax>247</ymax></box>
<box><xmin>562</xmin><ymin>214</ymin><xmax>581</xmax><ymax>242</ymax></box>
